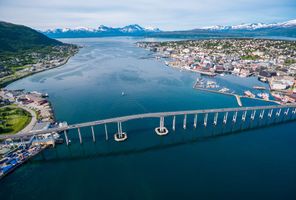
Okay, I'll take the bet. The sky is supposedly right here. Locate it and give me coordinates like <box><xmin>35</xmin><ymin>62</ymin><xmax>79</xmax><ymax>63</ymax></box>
<box><xmin>0</xmin><ymin>0</ymin><xmax>295</xmax><ymax>30</ymax></box>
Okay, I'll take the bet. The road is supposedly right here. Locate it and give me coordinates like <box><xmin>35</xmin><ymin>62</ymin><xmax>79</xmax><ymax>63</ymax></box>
<box><xmin>1</xmin><ymin>104</ymin><xmax>295</xmax><ymax>140</ymax></box>
<box><xmin>16</xmin><ymin>105</ymin><xmax>37</xmax><ymax>135</ymax></box>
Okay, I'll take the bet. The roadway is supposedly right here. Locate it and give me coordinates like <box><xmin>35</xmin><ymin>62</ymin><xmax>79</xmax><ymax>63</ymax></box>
<box><xmin>0</xmin><ymin>104</ymin><xmax>295</xmax><ymax>140</ymax></box>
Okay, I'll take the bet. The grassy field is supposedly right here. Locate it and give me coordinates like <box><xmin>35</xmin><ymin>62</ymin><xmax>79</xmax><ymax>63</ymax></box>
<box><xmin>0</xmin><ymin>106</ymin><xmax>32</xmax><ymax>134</ymax></box>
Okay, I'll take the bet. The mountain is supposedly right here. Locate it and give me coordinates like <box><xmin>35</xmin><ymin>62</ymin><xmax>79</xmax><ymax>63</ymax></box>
<box><xmin>151</xmin><ymin>19</ymin><xmax>296</xmax><ymax>38</ymax></box>
<box><xmin>0</xmin><ymin>21</ymin><xmax>63</xmax><ymax>53</ymax></box>
<box><xmin>42</xmin><ymin>20</ymin><xmax>296</xmax><ymax>39</ymax></box>
<box><xmin>201</xmin><ymin>19</ymin><xmax>296</xmax><ymax>30</ymax></box>
<box><xmin>43</xmin><ymin>24</ymin><xmax>161</xmax><ymax>38</ymax></box>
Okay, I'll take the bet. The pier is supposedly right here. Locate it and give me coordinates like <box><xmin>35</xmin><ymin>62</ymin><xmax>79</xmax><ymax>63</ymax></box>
<box><xmin>193</xmin><ymin>86</ymin><xmax>280</xmax><ymax>107</ymax></box>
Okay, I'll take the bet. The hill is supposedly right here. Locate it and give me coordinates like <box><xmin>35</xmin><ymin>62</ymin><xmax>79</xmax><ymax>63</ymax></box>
<box><xmin>0</xmin><ymin>21</ymin><xmax>78</xmax><ymax>87</ymax></box>
<box><xmin>0</xmin><ymin>21</ymin><xmax>63</xmax><ymax>53</ymax></box>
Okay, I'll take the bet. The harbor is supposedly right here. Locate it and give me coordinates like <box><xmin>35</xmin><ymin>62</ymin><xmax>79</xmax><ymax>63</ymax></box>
<box><xmin>0</xmin><ymin>133</ymin><xmax>61</xmax><ymax>179</ymax></box>
<box><xmin>193</xmin><ymin>77</ymin><xmax>283</xmax><ymax>106</ymax></box>
<box><xmin>1</xmin><ymin>37</ymin><xmax>296</xmax><ymax>200</ymax></box>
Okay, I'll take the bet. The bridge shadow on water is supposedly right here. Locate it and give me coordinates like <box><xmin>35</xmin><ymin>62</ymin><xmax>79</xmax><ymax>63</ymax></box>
<box><xmin>31</xmin><ymin>113</ymin><xmax>296</xmax><ymax>164</ymax></box>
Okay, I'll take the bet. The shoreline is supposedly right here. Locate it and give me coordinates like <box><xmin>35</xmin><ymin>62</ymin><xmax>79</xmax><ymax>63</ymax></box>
<box><xmin>0</xmin><ymin>53</ymin><xmax>76</xmax><ymax>88</ymax></box>
<box><xmin>0</xmin><ymin>50</ymin><xmax>79</xmax><ymax>134</ymax></box>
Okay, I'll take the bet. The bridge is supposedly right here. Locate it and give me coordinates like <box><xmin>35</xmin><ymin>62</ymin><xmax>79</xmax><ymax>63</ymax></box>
<box><xmin>1</xmin><ymin>104</ymin><xmax>296</xmax><ymax>145</ymax></box>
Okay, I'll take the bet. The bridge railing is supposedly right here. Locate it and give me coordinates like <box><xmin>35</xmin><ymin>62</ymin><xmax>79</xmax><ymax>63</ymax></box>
<box><xmin>1</xmin><ymin>104</ymin><xmax>296</xmax><ymax>142</ymax></box>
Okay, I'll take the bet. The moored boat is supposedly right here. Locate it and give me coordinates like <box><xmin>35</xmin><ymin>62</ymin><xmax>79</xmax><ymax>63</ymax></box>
<box><xmin>244</xmin><ymin>90</ymin><xmax>255</xmax><ymax>98</ymax></box>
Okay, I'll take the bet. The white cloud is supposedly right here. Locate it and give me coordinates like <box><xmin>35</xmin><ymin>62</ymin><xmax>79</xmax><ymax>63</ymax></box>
<box><xmin>0</xmin><ymin>0</ymin><xmax>295</xmax><ymax>30</ymax></box>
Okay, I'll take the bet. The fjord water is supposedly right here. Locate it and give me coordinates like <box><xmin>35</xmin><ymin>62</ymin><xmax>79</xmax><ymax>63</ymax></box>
<box><xmin>1</xmin><ymin>37</ymin><xmax>296</xmax><ymax>200</ymax></box>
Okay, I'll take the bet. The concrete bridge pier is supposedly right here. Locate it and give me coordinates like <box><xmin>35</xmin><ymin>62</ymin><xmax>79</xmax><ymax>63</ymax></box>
<box><xmin>77</xmin><ymin>128</ymin><xmax>82</xmax><ymax>144</ymax></box>
<box><xmin>268</xmin><ymin>109</ymin><xmax>273</xmax><ymax>118</ymax></box>
<box><xmin>91</xmin><ymin>126</ymin><xmax>95</xmax><ymax>142</ymax></box>
<box><xmin>251</xmin><ymin>110</ymin><xmax>256</xmax><ymax>121</ymax></box>
<box><xmin>284</xmin><ymin>108</ymin><xmax>289</xmax><ymax>116</ymax></box>
<box><xmin>193</xmin><ymin>114</ymin><xmax>197</xmax><ymax>128</ymax></box>
<box><xmin>50</xmin><ymin>133</ymin><xmax>55</xmax><ymax>148</ymax></box>
<box><xmin>172</xmin><ymin>116</ymin><xmax>176</xmax><ymax>131</ymax></box>
<box><xmin>232</xmin><ymin>111</ymin><xmax>238</xmax><ymax>123</ymax></box>
<box><xmin>204</xmin><ymin>113</ymin><xmax>208</xmax><ymax>127</ymax></box>
<box><xmin>114</xmin><ymin>122</ymin><xmax>127</xmax><ymax>142</ymax></box>
<box><xmin>213</xmin><ymin>112</ymin><xmax>218</xmax><ymax>126</ymax></box>
<box><xmin>183</xmin><ymin>114</ymin><xmax>187</xmax><ymax>129</ymax></box>
<box><xmin>155</xmin><ymin>116</ymin><xmax>168</xmax><ymax>136</ymax></box>
<box><xmin>242</xmin><ymin>110</ymin><xmax>247</xmax><ymax>122</ymax></box>
<box><xmin>290</xmin><ymin>108</ymin><xmax>296</xmax><ymax>120</ymax></box>
<box><xmin>223</xmin><ymin>112</ymin><xmax>228</xmax><ymax>124</ymax></box>
<box><xmin>276</xmin><ymin>108</ymin><xmax>282</xmax><ymax>117</ymax></box>
<box><xmin>259</xmin><ymin>110</ymin><xmax>265</xmax><ymax>119</ymax></box>
<box><xmin>104</xmin><ymin>124</ymin><xmax>108</xmax><ymax>141</ymax></box>
<box><xmin>64</xmin><ymin>130</ymin><xmax>69</xmax><ymax>146</ymax></box>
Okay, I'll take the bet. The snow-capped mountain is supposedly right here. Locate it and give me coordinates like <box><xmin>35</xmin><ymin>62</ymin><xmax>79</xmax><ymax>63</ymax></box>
<box><xmin>42</xmin><ymin>24</ymin><xmax>161</xmax><ymax>38</ymax></box>
<box><xmin>41</xmin><ymin>20</ymin><xmax>296</xmax><ymax>39</ymax></box>
<box><xmin>202</xmin><ymin>19</ymin><xmax>296</xmax><ymax>30</ymax></box>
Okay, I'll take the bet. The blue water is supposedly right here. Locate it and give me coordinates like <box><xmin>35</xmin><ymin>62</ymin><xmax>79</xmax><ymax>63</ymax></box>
<box><xmin>1</xmin><ymin>37</ymin><xmax>296</xmax><ymax>200</ymax></box>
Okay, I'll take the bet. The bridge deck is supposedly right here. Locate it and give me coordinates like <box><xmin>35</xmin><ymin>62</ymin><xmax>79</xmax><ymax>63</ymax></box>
<box><xmin>0</xmin><ymin>104</ymin><xmax>295</xmax><ymax>139</ymax></box>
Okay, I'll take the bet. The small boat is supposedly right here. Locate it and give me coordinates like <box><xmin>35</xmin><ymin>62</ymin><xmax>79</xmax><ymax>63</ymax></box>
<box><xmin>219</xmin><ymin>87</ymin><xmax>230</xmax><ymax>93</ymax></box>
<box><xmin>244</xmin><ymin>90</ymin><xmax>255</xmax><ymax>98</ymax></box>
<box><xmin>258</xmin><ymin>77</ymin><xmax>268</xmax><ymax>83</ymax></box>
<box><xmin>55</xmin><ymin>138</ymin><xmax>64</xmax><ymax>144</ymax></box>
<box><xmin>253</xmin><ymin>86</ymin><xmax>266</xmax><ymax>90</ymax></box>
<box><xmin>206</xmin><ymin>81</ymin><xmax>218</xmax><ymax>88</ymax></box>
<box><xmin>262</xmin><ymin>93</ymin><xmax>270</xmax><ymax>100</ymax></box>
<box><xmin>271</xmin><ymin>92</ymin><xmax>283</xmax><ymax>101</ymax></box>
<box><xmin>121</xmin><ymin>92</ymin><xmax>125</xmax><ymax>96</ymax></box>
<box><xmin>42</xmin><ymin>93</ymin><xmax>49</xmax><ymax>97</ymax></box>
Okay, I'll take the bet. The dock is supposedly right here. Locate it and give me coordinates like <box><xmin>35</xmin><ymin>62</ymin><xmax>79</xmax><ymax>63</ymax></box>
<box><xmin>193</xmin><ymin>85</ymin><xmax>280</xmax><ymax>107</ymax></box>
<box><xmin>235</xmin><ymin>95</ymin><xmax>242</xmax><ymax>107</ymax></box>
<box><xmin>193</xmin><ymin>86</ymin><xmax>243</xmax><ymax>106</ymax></box>
<box><xmin>0</xmin><ymin>144</ymin><xmax>49</xmax><ymax>180</ymax></box>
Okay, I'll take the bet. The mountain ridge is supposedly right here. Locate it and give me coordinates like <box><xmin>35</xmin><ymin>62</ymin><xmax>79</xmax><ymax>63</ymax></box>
<box><xmin>41</xmin><ymin>20</ymin><xmax>296</xmax><ymax>38</ymax></box>
<box><xmin>43</xmin><ymin>24</ymin><xmax>161</xmax><ymax>38</ymax></box>
<box><xmin>0</xmin><ymin>21</ymin><xmax>64</xmax><ymax>53</ymax></box>
<box><xmin>201</xmin><ymin>19</ymin><xmax>296</xmax><ymax>30</ymax></box>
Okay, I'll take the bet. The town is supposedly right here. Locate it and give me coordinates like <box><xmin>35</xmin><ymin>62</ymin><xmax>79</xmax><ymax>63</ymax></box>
<box><xmin>0</xmin><ymin>45</ymin><xmax>79</xmax><ymax>87</ymax></box>
<box><xmin>0</xmin><ymin>89</ymin><xmax>63</xmax><ymax>179</ymax></box>
<box><xmin>137</xmin><ymin>39</ymin><xmax>296</xmax><ymax>104</ymax></box>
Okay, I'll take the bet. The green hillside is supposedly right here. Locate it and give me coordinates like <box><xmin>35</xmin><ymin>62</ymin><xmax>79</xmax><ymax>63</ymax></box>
<box><xmin>0</xmin><ymin>21</ymin><xmax>63</xmax><ymax>53</ymax></box>
<box><xmin>0</xmin><ymin>21</ymin><xmax>78</xmax><ymax>87</ymax></box>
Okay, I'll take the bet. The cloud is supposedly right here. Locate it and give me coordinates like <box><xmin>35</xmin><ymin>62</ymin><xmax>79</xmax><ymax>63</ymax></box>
<box><xmin>0</xmin><ymin>0</ymin><xmax>295</xmax><ymax>30</ymax></box>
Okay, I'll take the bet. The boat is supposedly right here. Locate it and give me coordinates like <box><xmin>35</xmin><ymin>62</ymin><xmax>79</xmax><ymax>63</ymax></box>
<box><xmin>55</xmin><ymin>138</ymin><xmax>64</xmax><ymax>144</ymax></box>
<box><xmin>42</xmin><ymin>93</ymin><xmax>49</xmax><ymax>97</ymax></box>
<box><xmin>271</xmin><ymin>92</ymin><xmax>283</xmax><ymax>101</ymax></box>
<box><xmin>283</xmin><ymin>95</ymin><xmax>296</xmax><ymax>103</ymax></box>
<box><xmin>206</xmin><ymin>81</ymin><xmax>218</xmax><ymax>88</ymax></box>
<box><xmin>262</xmin><ymin>93</ymin><xmax>269</xmax><ymax>100</ymax></box>
<box><xmin>219</xmin><ymin>87</ymin><xmax>230</xmax><ymax>93</ymax></box>
<box><xmin>258</xmin><ymin>77</ymin><xmax>268</xmax><ymax>83</ymax></box>
<box><xmin>244</xmin><ymin>90</ymin><xmax>255</xmax><ymax>98</ymax></box>
<box><xmin>257</xmin><ymin>93</ymin><xmax>269</xmax><ymax>100</ymax></box>
<box><xmin>253</xmin><ymin>86</ymin><xmax>266</xmax><ymax>90</ymax></box>
<box><xmin>121</xmin><ymin>92</ymin><xmax>125</xmax><ymax>96</ymax></box>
